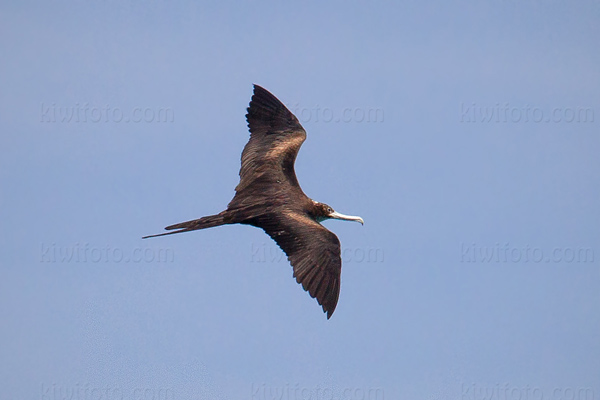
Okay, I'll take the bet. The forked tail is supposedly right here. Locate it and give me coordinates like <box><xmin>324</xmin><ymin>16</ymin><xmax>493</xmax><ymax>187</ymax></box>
<box><xmin>142</xmin><ymin>212</ymin><xmax>227</xmax><ymax>239</ymax></box>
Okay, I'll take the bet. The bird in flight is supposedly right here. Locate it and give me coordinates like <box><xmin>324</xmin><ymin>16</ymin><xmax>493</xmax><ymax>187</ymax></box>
<box><xmin>144</xmin><ymin>85</ymin><xmax>363</xmax><ymax>318</ymax></box>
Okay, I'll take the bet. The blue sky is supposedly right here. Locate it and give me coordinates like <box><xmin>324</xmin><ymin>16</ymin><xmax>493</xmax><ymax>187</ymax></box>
<box><xmin>1</xmin><ymin>1</ymin><xmax>599</xmax><ymax>399</ymax></box>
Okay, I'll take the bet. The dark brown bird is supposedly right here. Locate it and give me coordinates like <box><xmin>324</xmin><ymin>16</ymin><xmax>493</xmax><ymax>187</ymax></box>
<box><xmin>143</xmin><ymin>85</ymin><xmax>363</xmax><ymax>318</ymax></box>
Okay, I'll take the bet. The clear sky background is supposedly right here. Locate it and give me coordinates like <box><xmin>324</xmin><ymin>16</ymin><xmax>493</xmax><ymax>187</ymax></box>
<box><xmin>1</xmin><ymin>1</ymin><xmax>599</xmax><ymax>399</ymax></box>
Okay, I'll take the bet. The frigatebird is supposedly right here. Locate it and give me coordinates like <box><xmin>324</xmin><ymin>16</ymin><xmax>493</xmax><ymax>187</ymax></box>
<box><xmin>144</xmin><ymin>85</ymin><xmax>363</xmax><ymax>318</ymax></box>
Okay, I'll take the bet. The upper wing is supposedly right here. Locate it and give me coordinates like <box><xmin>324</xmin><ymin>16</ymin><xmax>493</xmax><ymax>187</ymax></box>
<box><xmin>235</xmin><ymin>84</ymin><xmax>307</xmax><ymax>194</ymax></box>
<box><xmin>257</xmin><ymin>211</ymin><xmax>342</xmax><ymax>319</ymax></box>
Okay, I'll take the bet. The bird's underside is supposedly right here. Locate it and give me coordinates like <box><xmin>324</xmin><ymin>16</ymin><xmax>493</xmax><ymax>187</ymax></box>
<box><xmin>144</xmin><ymin>84</ymin><xmax>362</xmax><ymax>319</ymax></box>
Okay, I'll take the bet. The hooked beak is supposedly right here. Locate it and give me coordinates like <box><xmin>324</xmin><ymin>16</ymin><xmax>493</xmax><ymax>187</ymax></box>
<box><xmin>329</xmin><ymin>211</ymin><xmax>364</xmax><ymax>225</ymax></box>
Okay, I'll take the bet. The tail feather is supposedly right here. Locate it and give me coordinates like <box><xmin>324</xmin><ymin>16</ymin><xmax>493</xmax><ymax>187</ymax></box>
<box><xmin>143</xmin><ymin>212</ymin><xmax>227</xmax><ymax>239</ymax></box>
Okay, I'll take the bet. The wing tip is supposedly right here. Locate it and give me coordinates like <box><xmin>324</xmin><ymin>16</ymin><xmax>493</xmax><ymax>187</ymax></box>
<box><xmin>294</xmin><ymin>269</ymin><xmax>340</xmax><ymax>320</ymax></box>
<box><xmin>245</xmin><ymin>84</ymin><xmax>303</xmax><ymax>135</ymax></box>
<box><xmin>323</xmin><ymin>300</ymin><xmax>337</xmax><ymax>319</ymax></box>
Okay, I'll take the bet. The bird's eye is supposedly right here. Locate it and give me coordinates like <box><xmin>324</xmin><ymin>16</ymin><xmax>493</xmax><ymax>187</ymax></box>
<box><xmin>327</xmin><ymin>207</ymin><xmax>333</xmax><ymax>213</ymax></box>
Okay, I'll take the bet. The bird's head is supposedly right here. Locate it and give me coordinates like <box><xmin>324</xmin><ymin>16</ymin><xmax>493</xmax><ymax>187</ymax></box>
<box><xmin>313</xmin><ymin>202</ymin><xmax>364</xmax><ymax>225</ymax></box>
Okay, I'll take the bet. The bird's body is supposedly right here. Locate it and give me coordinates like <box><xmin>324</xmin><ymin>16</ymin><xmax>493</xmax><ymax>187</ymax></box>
<box><xmin>144</xmin><ymin>85</ymin><xmax>363</xmax><ymax>318</ymax></box>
